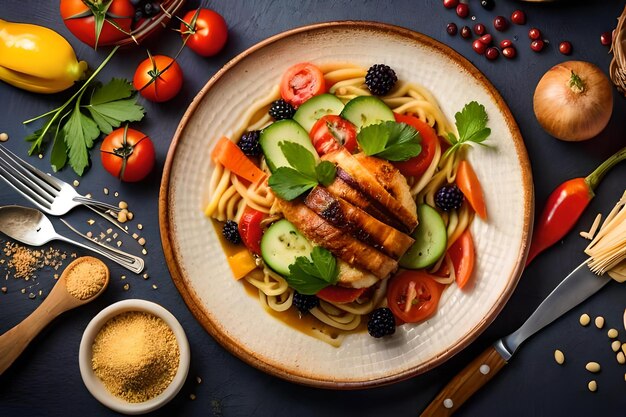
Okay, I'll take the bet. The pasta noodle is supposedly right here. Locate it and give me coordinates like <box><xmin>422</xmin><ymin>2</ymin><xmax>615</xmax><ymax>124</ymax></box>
<box><xmin>204</xmin><ymin>63</ymin><xmax>479</xmax><ymax>346</ymax></box>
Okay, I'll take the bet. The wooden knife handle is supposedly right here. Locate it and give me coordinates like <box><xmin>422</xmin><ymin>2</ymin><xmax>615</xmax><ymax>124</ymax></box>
<box><xmin>420</xmin><ymin>345</ymin><xmax>507</xmax><ymax>417</ymax></box>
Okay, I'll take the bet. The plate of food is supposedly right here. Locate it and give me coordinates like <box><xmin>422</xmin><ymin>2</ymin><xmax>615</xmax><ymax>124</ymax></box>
<box><xmin>159</xmin><ymin>21</ymin><xmax>533</xmax><ymax>388</ymax></box>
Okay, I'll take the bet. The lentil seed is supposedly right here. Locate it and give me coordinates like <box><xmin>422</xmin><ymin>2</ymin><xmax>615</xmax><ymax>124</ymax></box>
<box><xmin>119</xmin><ymin>201</ymin><xmax>128</xmax><ymax>209</ymax></box>
<box><xmin>117</xmin><ymin>211</ymin><xmax>128</xmax><ymax>223</ymax></box>
<box><xmin>618</xmin><ymin>352</ymin><xmax>626</xmax><ymax>365</ymax></box>
<box><xmin>585</xmin><ymin>362</ymin><xmax>601</xmax><ymax>373</ymax></box>
<box><xmin>588</xmin><ymin>380</ymin><xmax>597</xmax><ymax>392</ymax></box>
<box><xmin>580</xmin><ymin>313</ymin><xmax>591</xmax><ymax>326</ymax></box>
<box><xmin>608</xmin><ymin>328</ymin><xmax>619</xmax><ymax>339</ymax></box>
<box><xmin>595</xmin><ymin>316</ymin><xmax>605</xmax><ymax>329</ymax></box>
<box><xmin>612</xmin><ymin>340</ymin><xmax>622</xmax><ymax>352</ymax></box>
<box><xmin>127</xmin><ymin>211</ymin><xmax>134</xmax><ymax>220</ymax></box>
<box><xmin>0</xmin><ymin>132</ymin><xmax>9</xmax><ymax>142</ymax></box>
<box><xmin>554</xmin><ymin>349</ymin><xmax>565</xmax><ymax>365</ymax></box>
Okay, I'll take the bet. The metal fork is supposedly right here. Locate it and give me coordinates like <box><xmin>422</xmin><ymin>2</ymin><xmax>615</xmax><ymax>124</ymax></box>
<box><xmin>0</xmin><ymin>145</ymin><xmax>126</xmax><ymax>231</ymax></box>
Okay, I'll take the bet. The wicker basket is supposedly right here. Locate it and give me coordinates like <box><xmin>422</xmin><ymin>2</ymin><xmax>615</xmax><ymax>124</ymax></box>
<box><xmin>610</xmin><ymin>6</ymin><xmax>626</xmax><ymax>95</ymax></box>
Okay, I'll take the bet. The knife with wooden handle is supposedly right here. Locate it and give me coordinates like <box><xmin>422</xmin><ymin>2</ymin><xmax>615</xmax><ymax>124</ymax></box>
<box><xmin>420</xmin><ymin>261</ymin><xmax>612</xmax><ymax>416</ymax></box>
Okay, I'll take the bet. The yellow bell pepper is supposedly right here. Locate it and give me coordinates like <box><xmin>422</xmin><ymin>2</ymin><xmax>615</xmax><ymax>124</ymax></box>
<box><xmin>0</xmin><ymin>19</ymin><xmax>88</xmax><ymax>94</ymax></box>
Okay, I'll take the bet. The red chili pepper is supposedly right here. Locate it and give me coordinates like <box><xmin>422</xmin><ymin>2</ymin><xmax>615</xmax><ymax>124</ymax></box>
<box><xmin>526</xmin><ymin>146</ymin><xmax>626</xmax><ymax>266</ymax></box>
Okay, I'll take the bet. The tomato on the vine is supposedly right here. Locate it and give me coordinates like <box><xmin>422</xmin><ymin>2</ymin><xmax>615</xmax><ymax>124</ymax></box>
<box><xmin>316</xmin><ymin>286</ymin><xmax>367</xmax><ymax>304</ymax></box>
<box><xmin>133</xmin><ymin>54</ymin><xmax>183</xmax><ymax>102</ymax></box>
<box><xmin>387</xmin><ymin>270</ymin><xmax>444</xmax><ymax>323</ymax></box>
<box><xmin>309</xmin><ymin>115</ymin><xmax>357</xmax><ymax>155</ymax></box>
<box><xmin>60</xmin><ymin>0</ymin><xmax>134</xmax><ymax>48</ymax></box>
<box><xmin>100</xmin><ymin>126</ymin><xmax>155</xmax><ymax>182</ymax></box>
<box><xmin>392</xmin><ymin>113</ymin><xmax>438</xmax><ymax>178</ymax></box>
<box><xmin>180</xmin><ymin>8</ymin><xmax>228</xmax><ymax>57</ymax></box>
<box><xmin>280</xmin><ymin>63</ymin><xmax>326</xmax><ymax>107</ymax></box>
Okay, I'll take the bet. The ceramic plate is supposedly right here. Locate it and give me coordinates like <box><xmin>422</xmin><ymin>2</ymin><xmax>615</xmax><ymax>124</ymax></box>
<box><xmin>159</xmin><ymin>21</ymin><xmax>533</xmax><ymax>388</ymax></box>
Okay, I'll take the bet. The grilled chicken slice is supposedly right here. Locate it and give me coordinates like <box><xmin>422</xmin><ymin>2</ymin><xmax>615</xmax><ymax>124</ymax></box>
<box><xmin>322</xmin><ymin>148</ymin><xmax>418</xmax><ymax>232</ymax></box>
<box><xmin>304</xmin><ymin>186</ymin><xmax>414</xmax><ymax>259</ymax></box>
<box><xmin>277</xmin><ymin>199</ymin><xmax>398</xmax><ymax>279</ymax></box>
<box><xmin>336</xmin><ymin>260</ymin><xmax>378</xmax><ymax>288</ymax></box>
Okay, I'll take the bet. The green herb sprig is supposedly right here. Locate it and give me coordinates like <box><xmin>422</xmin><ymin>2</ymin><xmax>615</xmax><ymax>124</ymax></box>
<box><xmin>286</xmin><ymin>246</ymin><xmax>339</xmax><ymax>295</ymax></box>
<box><xmin>23</xmin><ymin>47</ymin><xmax>145</xmax><ymax>176</ymax></box>
<box><xmin>357</xmin><ymin>121</ymin><xmax>422</xmax><ymax>161</ymax></box>
<box><xmin>268</xmin><ymin>142</ymin><xmax>336</xmax><ymax>200</ymax></box>
<box><xmin>444</xmin><ymin>101</ymin><xmax>491</xmax><ymax>159</ymax></box>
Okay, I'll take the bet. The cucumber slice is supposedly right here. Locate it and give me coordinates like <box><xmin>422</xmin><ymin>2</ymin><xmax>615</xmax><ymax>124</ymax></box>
<box><xmin>261</xmin><ymin>219</ymin><xmax>313</xmax><ymax>276</ymax></box>
<box><xmin>260</xmin><ymin>120</ymin><xmax>319</xmax><ymax>172</ymax></box>
<box><xmin>293</xmin><ymin>94</ymin><xmax>345</xmax><ymax>132</ymax></box>
<box><xmin>339</xmin><ymin>96</ymin><xmax>394</xmax><ymax>130</ymax></box>
<box><xmin>399</xmin><ymin>204</ymin><xmax>447</xmax><ymax>269</ymax></box>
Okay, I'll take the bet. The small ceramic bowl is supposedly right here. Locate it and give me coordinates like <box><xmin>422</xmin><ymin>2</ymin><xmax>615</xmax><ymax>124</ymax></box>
<box><xmin>79</xmin><ymin>299</ymin><xmax>190</xmax><ymax>415</ymax></box>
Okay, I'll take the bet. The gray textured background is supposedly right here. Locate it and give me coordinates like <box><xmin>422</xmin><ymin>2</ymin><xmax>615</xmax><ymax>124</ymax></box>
<box><xmin>1</xmin><ymin>1</ymin><xmax>626</xmax><ymax>416</ymax></box>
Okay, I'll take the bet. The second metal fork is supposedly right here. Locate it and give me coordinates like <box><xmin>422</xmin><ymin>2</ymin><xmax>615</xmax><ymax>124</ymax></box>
<box><xmin>0</xmin><ymin>145</ymin><xmax>126</xmax><ymax>231</ymax></box>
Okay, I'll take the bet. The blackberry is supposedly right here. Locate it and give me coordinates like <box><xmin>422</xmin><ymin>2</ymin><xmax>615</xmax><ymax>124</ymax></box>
<box><xmin>222</xmin><ymin>220</ymin><xmax>242</xmax><ymax>244</ymax></box>
<box><xmin>269</xmin><ymin>99</ymin><xmax>296</xmax><ymax>120</ymax></box>
<box><xmin>293</xmin><ymin>291</ymin><xmax>319</xmax><ymax>314</ymax></box>
<box><xmin>365</xmin><ymin>64</ymin><xmax>398</xmax><ymax>96</ymax></box>
<box><xmin>237</xmin><ymin>130</ymin><xmax>262</xmax><ymax>156</ymax></box>
<box><xmin>435</xmin><ymin>185</ymin><xmax>464</xmax><ymax>212</ymax></box>
<box><xmin>367</xmin><ymin>307</ymin><xmax>396</xmax><ymax>338</ymax></box>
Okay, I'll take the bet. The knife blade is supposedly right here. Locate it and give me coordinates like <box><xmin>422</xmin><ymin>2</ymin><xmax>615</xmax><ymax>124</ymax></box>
<box><xmin>420</xmin><ymin>261</ymin><xmax>612</xmax><ymax>417</ymax></box>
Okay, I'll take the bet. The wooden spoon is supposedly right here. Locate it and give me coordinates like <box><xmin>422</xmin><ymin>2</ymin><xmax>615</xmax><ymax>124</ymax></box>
<box><xmin>0</xmin><ymin>256</ymin><xmax>109</xmax><ymax>375</ymax></box>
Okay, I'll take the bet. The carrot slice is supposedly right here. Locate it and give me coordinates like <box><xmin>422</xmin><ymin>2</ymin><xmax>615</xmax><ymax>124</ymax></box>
<box><xmin>448</xmin><ymin>229</ymin><xmax>475</xmax><ymax>289</ymax></box>
<box><xmin>456</xmin><ymin>160</ymin><xmax>487</xmax><ymax>220</ymax></box>
<box><xmin>211</xmin><ymin>136</ymin><xmax>266</xmax><ymax>184</ymax></box>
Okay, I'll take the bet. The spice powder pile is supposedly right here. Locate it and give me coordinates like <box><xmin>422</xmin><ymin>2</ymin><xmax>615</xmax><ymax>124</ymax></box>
<box><xmin>92</xmin><ymin>311</ymin><xmax>180</xmax><ymax>403</ymax></box>
<box><xmin>65</xmin><ymin>258</ymin><xmax>108</xmax><ymax>300</ymax></box>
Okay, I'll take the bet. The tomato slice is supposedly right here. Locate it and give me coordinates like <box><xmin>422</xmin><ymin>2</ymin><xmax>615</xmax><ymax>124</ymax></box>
<box><xmin>309</xmin><ymin>115</ymin><xmax>357</xmax><ymax>155</ymax></box>
<box><xmin>391</xmin><ymin>113</ymin><xmax>438</xmax><ymax>178</ymax></box>
<box><xmin>316</xmin><ymin>286</ymin><xmax>366</xmax><ymax>304</ymax></box>
<box><xmin>387</xmin><ymin>270</ymin><xmax>443</xmax><ymax>323</ymax></box>
<box><xmin>238</xmin><ymin>206</ymin><xmax>266</xmax><ymax>255</ymax></box>
<box><xmin>280</xmin><ymin>63</ymin><xmax>326</xmax><ymax>107</ymax></box>
<box><xmin>448</xmin><ymin>229</ymin><xmax>475</xmax><ymax>289</ymax></box>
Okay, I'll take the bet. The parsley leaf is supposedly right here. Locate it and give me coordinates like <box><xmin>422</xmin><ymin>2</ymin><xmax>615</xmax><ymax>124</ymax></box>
<box><xmin>286</xmin><ymin>246</ymin><xmax>338</xmax><ymax>295</ymax></box>
<box><xmin>22</xmin><ymin>48</ymin><xmax>146</xmax><ymax>176</ymax></box>
<box><xmin>316</xmin><ymin>161</ymin><xmax>337</xmax><ymax>186</ymax></box>
<box><xmin>357</xmin><ymin>121</ymin><xmax>422</xmax><ymax>161</ymax></box>
<box><xmin>444</xmin><ymin>101</ymin><xmax>491</xmax><ymax>158</ymax></box>
<box><xmin>267</xmin><ymin>140</ymin><xmax>336</xmax><ymax>200</ymax></box>
<box><xmin>268</xmin><ymin>167</ymin><xmax>318</xmax><ymax>200</ymax></box>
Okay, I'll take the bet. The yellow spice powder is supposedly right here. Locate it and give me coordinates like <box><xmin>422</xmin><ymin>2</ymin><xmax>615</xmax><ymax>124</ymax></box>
<box><xmin>92</xmin><ymin>311</ymin><xmax>180</xmax><ymax>403</ymax></box>
<box><xmin>65</xmin><ymin>258</ymin><xmax>107</xmax><ymax>300</ymax></box>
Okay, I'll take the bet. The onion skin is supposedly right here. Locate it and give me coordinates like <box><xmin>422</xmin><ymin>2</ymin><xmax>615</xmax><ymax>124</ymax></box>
<box><xmin>533</xmin><ymin>61</ymin><xmax>613</xmax><ymax>141</ymax></box>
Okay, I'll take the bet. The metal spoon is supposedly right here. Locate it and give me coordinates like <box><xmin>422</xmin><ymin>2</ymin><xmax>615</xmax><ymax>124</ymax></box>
<box><xmin>0</xmin><ymin>256</ymin><xmax>110</xmax><ymax>375</ymax></box>
<box><xmin>0</xmin><ymin>205</ymin><xmax>144</xmax><ymax>273</ymax></box>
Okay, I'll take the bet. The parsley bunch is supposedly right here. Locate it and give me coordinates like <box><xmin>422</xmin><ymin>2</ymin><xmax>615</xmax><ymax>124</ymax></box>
<box><xmin>23</xmin><ymin>47</ymin><xmax>145</xmax><ymax>176</ymax></box>
<box><xmin>268</xmin><ymin>142</ymin><xmax>336</xmax><ymax>200</ymax></box>
<box><xmin>357</xmin><ymin>121</ymin><xmax>422</xmax><ymax>161</ymax></box>
<box><xmin>444</xmin><ymin>101</ymin><xmax>491</xmax><ymax>158</ymax></box>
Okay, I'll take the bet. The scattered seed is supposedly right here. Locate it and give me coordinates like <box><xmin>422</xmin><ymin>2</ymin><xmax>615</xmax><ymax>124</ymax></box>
<box><xmin>595</xmin><ymin>316</ymin><xmax>605</xmax><ymax>329</ymax></box>
<box><xmin>123</xmin><ymin>283</ymin><xmax>130</xmax><ymax>291</ymax></box>
<box><xmin>73</xmin><ymin>180</ymin><xmax>80</xmax><ymax>187</ymax></box>
<box><xmin>119</xmin><ymin>201</ymin><xmax>128</xmax><ymax>209</ymax></box>
<box><xmin>86</xmin><ymin>231</ymin><xmax>93</xmax><ymax>238</ymax></box>
<box><xmin>612</xmin><ymin>340</ymin><xmax>622</xmax><ymax>352</ymax></box>
<box><xmin>132</xmin><ymin>233</ymin><xmax>139</xmax><ymax>239</ymax></box>
<box><xmin>1</xmin><ymin>287</ymin><xmax>7</xmax><ymax>293</ymax></box>
<box><xmin>152</xmin><ymin>284</ymin><xmax>157</xmax><ymax>289</ymax></box>
<box><xmin>87</xmin><ymin>219</ymin><xmax>95</xmax><ymax>226</ymax></box>
<box><xmin>106</xmin><ymin>238</ymin><xmax>111</xmax><ymax>242</ymax></box>
<box><xmin>190</xmin><ymin>394</ymin><xmax>196</xmax><ymax>400</ymax></box>
<box><xmin>142</xmin><ymin>248</ymin><xmax>148</xmax><ymax>255</ymax></box>
<box><xmin>21</xmin><ymin>288</ymin><xmax>26</xmax><ymax>294</ymax></box>
<box><xmin>138</xmin><ymin>237</ymin><xmax>146</xmax><ymax>246</ymax></box>
<box><xmin>38</xmin><ymin>154</ymin><xmax>43</xmax><ymax>159</ymax></box>
<box><xmin>85</xmin><ymin>193</ymin><xmax>92</xmax><ymax>199</ymax></box>
<box><xmin>114</xmin><ymin>191</ymin><xmax>119</xmax><ymax>197</ymax></box>
<box><xmin>116</xmin><ymin>241</ymin><xmax>122</xmax><ymax>248</ymax></box>
<box><xmin>608</xmin><ymin>328</ymin><xmax>619</xmax><ymax>339</ymax></box>
<box><xmin>0</xmin><ymin>132</ymin><xmax>9</xmax><ymax>142</ymax></box>
<box><xmin>143</xmin><ymin>273</ymin><xmax>149</xmax><ymax>280</ymax></box>
<box><xmin>121</xmin><ymin>275</ymin><xmax>126</xmax><ymax>280</ymax></box>
<box><xmin>588</xmin><ymin>380</ymin><xmax>597</xmax><ymax>392</ymax></box>
<box><xmin>112</xmin><ymin>233</ymin><xmax>118</xmax><ymax>239</ymax></box>
<box><xmin>103</xmin><ymin>187</ymin><xmax>109</xmax><ymax>195</ymax></box>
<box><xmin>117</xmin><ymin>211</ymin><xmax>128</xmax><ymax>223</ymax></box>
<box><xmin>138</xmin><ymin>224</ymin><xmax>143</xmax><ymax>230</ymax></box>
<box><xmin>127</xmin><ymin>211</ymin><xmax>134</xmax><ymax>220</ymax></box>
<box><xmin>618</xmin><ymin>352</ymin><xmax>626</xmax><ymax>365</ymax></box>
<box><xmin>585</xmin><ymin>362</ymin><xmax>601</xmax><ymax>373</ymax></box>
<box><xmin>54</xmin><ymin>274</ymin><xmax>59</xmax><ymax>280</ymax></box>
<box><xmin>196</xmin><ymin>376</ymin><xmax>202</xmax><ymax>384</ymax></box>
<box><xmin>580</xmin><ymin>314</ymin><xmax>591</xmax><ymax>326</ymax></box>
<box><xmin>554</xmin><ymin>349</ymin><xmax>565</xmax><ymax>365</ymax></box>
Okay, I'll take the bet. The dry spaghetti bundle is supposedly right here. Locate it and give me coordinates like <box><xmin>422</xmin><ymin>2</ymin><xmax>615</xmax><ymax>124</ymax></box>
<box><xmin>585</xmin><ymin>191</ymin><xmax>626</xmax><ymax>276</ymax></box>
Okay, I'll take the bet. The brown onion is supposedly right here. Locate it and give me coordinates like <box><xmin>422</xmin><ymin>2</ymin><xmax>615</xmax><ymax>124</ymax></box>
<box><xmin>533</xmin><ymin>61</ymin><xmax>613</xmax><ymax>141</ymax></box>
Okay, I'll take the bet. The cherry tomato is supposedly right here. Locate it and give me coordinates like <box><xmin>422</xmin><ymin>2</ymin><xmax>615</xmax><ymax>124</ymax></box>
<box><xmin>133</xmin><ymin>54</ymin><xmax>183</xmax><ymax>102</ymax></box>
<box><xmin>100</xmin><ymin>126</ymin><xmax>155</xmax><ymax>182</ymax></box>
<box><xmin>316</xmin><ymin>286</ymin><xmax>367</xmax><ymax>304</ymax></box>
<box><xmin>387</xmin><ymin>270</ymin><xmax>443</xmax><ymax>323</ymax></box>
<box><xmin>180</xmin><ymin>8</ymin><xmax>228</xmax><ymax>57</ymax></box>
<box><xmin>60</xmin><ymin>0</ymin><xmax>134</xmax><ymax>48</ymax></box>
<box><xmin>309</xmin><ymin>115</ymin><xmax>357</xmax><ymax>155</ymax></box>
<box><xmin>448</xmin><ymin>229</ymin><xmax>475</xmax><ymax>289</ymax></box>
<box><xmin>392</xmin><ymin>113</ymin><xmax>438</xmax><ymax>178</ymax></box>
<box><xmin>280</xmin><ymin>63</ymin><xmax>326</xmax><ymax>107</ymax></box>
<box><xmin>238</xmin><ymin>207</ymin><xmax>266</xmax><ymax>255</ymax></box>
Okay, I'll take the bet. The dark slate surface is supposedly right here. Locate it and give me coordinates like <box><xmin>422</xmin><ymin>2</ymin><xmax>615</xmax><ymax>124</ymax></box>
<box><xmin>1</xmin><ymin>1</ymin><xmax>626</xmax><ymax>416</ymax></box>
